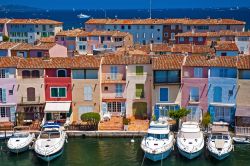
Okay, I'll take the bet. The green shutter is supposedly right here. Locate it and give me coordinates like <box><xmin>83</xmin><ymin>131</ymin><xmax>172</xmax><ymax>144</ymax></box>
<box><xmin>59</xmin><ymin>88</ymin><xmax>66</xmax><ymax>97</ymax></box>
<box><xmin>51</xmin><ymin>88</ymin><xmax>58</xmax><ymax>97</ymax></box>
<box><xmin>136</xmin><ymin>66</ymin><xmax>144</xmax><ymax>75</ymax></box>
<box><xmin>136</xmin><ymin>84</ymin><xmax>144</xmax><ymax>98</ymax></box>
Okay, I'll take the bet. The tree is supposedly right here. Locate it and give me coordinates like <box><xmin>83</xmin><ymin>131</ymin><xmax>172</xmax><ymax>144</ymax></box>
<box><xmin>168</xmin><ymin>108</ymin><xmax>191</xmax><ymax>130</ymax></box>
<box><xmin>81</xmin><ymin>112</ymin><xmax>100</xmax><ymax>127</ymax></box>
<box><xmin>3</xmin><ymin>35</ymin><xmax>9</xmax><ymax>42</ymax></box>
<box><xmin>202</xmin><ymin>112</ymin><xmax>211</xmax><ymax>130</ymax></box>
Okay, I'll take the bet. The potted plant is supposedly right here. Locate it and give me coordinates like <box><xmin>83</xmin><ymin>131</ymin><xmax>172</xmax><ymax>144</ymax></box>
<box><xmin>168</xmin><ymin>108</ymin><xmax>191</xmax><ymax>131</ymax></box>
<box><xmin>123</xmin><ymin>118</ymin><xmax>131</xmax><ymax>131</ymax></box>
<box><xmin>81</xmin><ymin>112</ymin><xmax>100</xmax><ymax>131</ymax></box>
<box><xmin>202</xmin><ymin>112</ymin><xmax>211</xmax><ymax>132</ymax></box>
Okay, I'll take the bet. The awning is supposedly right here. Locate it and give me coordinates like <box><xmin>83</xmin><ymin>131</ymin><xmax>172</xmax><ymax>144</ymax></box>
<box><xmin>44</xmin><ymin>102</ymin><xmax>71</xmax><ymax>113</ymax></box>
<box><xmin>210</xmin><ymin>103</ymin><xmax>235</xmax><ymax>107</ymax></box>
<box><xmin>155</xmin><ymin>102</ymin><xmax>179</xmax><ymax>105</ymax></box>
<box><xmin>236</xmin><ymin>105</ymin><xmax>250</xmax><ymax>117</ymax></box>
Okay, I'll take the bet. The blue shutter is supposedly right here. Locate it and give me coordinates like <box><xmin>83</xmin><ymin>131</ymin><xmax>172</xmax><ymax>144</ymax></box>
<box><xmin>10</xmin><ymin>106</ymin><xmax>16</xmax><ymax>122</ymax></box>
<box><xmin>5</xmin><ymin>69</ymin><xmax>9</xmax><ymax>78</ymax></box>
<box><xmin>209</xmin><ymin>106</ymin><xmax>215</xmax><ymax>122</ymax></box>
<box><xmin>2</xmin><ymin>88</ymin><xmax>6</xmax><ymax>103</ymax></box>
<box><xmin>230</xmin><ymin>107</ymin><xmax>236</xmax><ymax>125</ymax></box>
<box><xmin>154</xmin><ymin>105</ymin><xmax>160</xmax><ymax>120</ymax></box>
<box><xmin>121</xmin><ymin>103</ymin><xmax>126</xmax><ymax>115</ymax></box>
<box><xmin>102</xmin><ymin>102</ymin><xmax>107</xmax><ymax>113</ymax></box>
<box><xmin>160</xmin><ymin>88</ymin><xmax>168</xmax><ymax>102</ymax></box>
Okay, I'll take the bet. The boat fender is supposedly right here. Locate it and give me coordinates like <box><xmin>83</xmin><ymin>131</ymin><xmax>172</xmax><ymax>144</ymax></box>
<box><xmin>233</xmin><ymin>145</ymin><xmax>234</xmax><ymax>151</ymax></box>
<box><xmin>131</xmin><ymin>139</ymin><xmax>135</xmax><ymax>143</ymax></box>
<box><xmin>172</xmin><ymin>146</ymin><xmax>174</xmax><ymax>150</ymax></box>
<box><xmin>66</xmin><ymin>139</ymin><xmax>68</xmax><ymax>143</ymax></box>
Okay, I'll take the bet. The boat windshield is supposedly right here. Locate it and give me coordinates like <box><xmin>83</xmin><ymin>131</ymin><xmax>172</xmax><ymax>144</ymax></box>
<box><xmin>147</xmin><ymin>133</ymin><xmax>168</xmax><ymax>139</ymax></box>
<box><xmin>211</xmin><ymin>134</ymin><xmax>229</xmax><ymax>140</ymax></box>
<box><xmin>40</xmin><ymin>131</ymin><xmax>60</xmax><ymax>139</ymax></box>
<box><xmin>13</xmin><ymin>133</ymin><xmax>29</xmax><ymax>138</ymax></box>
<box><xmin>180</xmin><ymin>132</ymin><xmax>201</xmax><ymax>139</ymax></box>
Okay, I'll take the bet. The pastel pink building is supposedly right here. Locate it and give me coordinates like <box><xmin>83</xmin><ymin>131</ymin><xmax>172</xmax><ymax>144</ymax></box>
<box><xmin>181</xmin><ymin>55</ymin><xmax>210</xmax><ymax>122</ymax></box>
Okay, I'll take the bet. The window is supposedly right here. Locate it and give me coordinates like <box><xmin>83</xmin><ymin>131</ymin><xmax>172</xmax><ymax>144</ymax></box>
<box><xmin>114</xmin><ymin>25</ymin><xmax>117</xmax><ymax>29</ymax></box>
<box><xmin>239</xmin><ymin>70</ymin><xmax>250</xmax><ymax>79</ymax></box>
<box><xmin>85</xmin><ymin>70</ymin><xmax>98</xmax><ymax>79</ymax></box>
<box><xmin>213</xmin><ymin>87</ymin><xmax>222</xmax><ymax>102</ymax></box>
<box><xmin>27</xmin><ymin>87</ymin><xmax>35</xmax><ymax>101</ymax></box>
<box><xmin>159</xmin><ymin>88</ymin><xmax>168</xmax><ymax>102</ymax></box>
<box><xmin>116</xmin><ymin>84</ymin><xmax>123</xmax><ymax>97</ymax></box>
<box><xmin>0</xmin><ymin>88</ymin><xmax>6</xmax><ymax>103</ymax></box>
<box><xmin>32</xmin><ymin>70</ymin><xmax>40</xmax><ymax>78</ymax></box>
<box><xmin>228</xmin><ymin>90</ymin><xmax>233</xmax><ymax>96</ymax></box>
<box><xmin>84</xmin><ymin>85</ymin><xmax>93</xmax><ymax>101</ymax></box>
<box><xmin>107</xmin><ymin>102</ymin><xmax>122</xmax><ymax>112</ymax></box>
<box><xmin>104</xmin><ymin>86</ymin><xmax>108</xmax><ymax>91</ymax></box>
<box><xmin>22</xmin><ymin>70</ymin><xmax>31</xmax><ymax>78</ymax></box>
<box><xmin>150</xmin><ymin>25</ymin><xmax>154</xmax><ymax>29</ymax></box>
<box><xmin>50</xmin><ymin>87</ymin><xmax>66</xmax><ymax>98</ymax></box>
<box><xmin>171</xmin><ymin>33</ymin><xmax>175</xmax><ymax>40</ymax></box>
<box><xmin>164</xmin><ymin>32</ymin><xmax>168</xmax><ymax>37</ymax></box>
<box><xmin>197</xmin><ymin>25</ymin><xmax>209</xmax><ymax>30</ymax></box>
<box><xmin>0</xmin><ymin>107</ymin><xmax>7</xmax><ymax>118</ymax></box>
<box><xmin>136</xmin><ymin>66</ymin><xmax>144</xmax><ymax>75</ymax></box>
<box><xmin>128</xmin><ymin>25</ymin><xmax>131</xmax><ymax>29</ymax></box>
<box><xmin>189</xmin><ymin>37</ymin><xmax>194</xmax><ymax>42</ymax></box>
<box><xmin>194</xmin><ymin>68</ymin><xmax>203</xmax><ymax>78</ymax></box>
<box><xmin>198</xmin><ymin>37</ymin><xmax>203</xmax><ymax>42</ymax></box>
<box><xmin>136</xmin><ymin>84</ymin><xmax>144</xmax><ymax>98</ymax></box>
<box><xmin>37</xmin><ymin>52</ymin><xmax>43</xmax><ymax>57</ymax></box>
<box><xmin>111</xmin><ymin>66</ymin><xmax>118</xmax><ymax>80</ymax></box>
<box><xmin>215</xmin><ymin>107</ymin><xmax>231</xmax><ymax>122</ymax></box>
<box><xmin>9</xmin><ymin>90</ymin><xmax>13</xmax><ymax>95</ymax></box>
<box><xmin>179</xmin><ymin>37</ymin><xmax>184</xmax><ymax>42</ymax></box>
<box><xmin>226</xmin><ymin>25</ymin><xmax>230</xmax><ymax>30</ymax></box>
<box><xmin>121</xmin><ymin>25</ymin><xmax>125</xmax><ymax>29</ymax></box>
<box><xmin>79</xmin><ymin>45</ymin><xmax>86</xmax><ymax>50</ymax></box>
<box><xmin>190</xmin><ymin>87</ymin><xmax>199</xmax><ymax>102</ymax></box>
<box><xmin>57</xmin><ymin>69</ymin><xmax>67</xmax><ymax>77</ymax></box>
<box><xmin>42</xmin><ymin>25</ymin><xmax>46</xmax><ymax>31</ymax></box>
<box><xmin>154</xmin><ymin>70</ymin><xmax>180</xmax><ymax>83</ymax></box>
<box><xmin>221</xmin><ymin>52</ymin><xmax>227</xmax><ymax>56</ymax></box>
<box><xmin>72</xmin><ymin>70</ymin><xmax>85</xmax><ymax>79</ymax></box>
<box><xmin>0</xmin><ymin>69</ymin><xmax>6</xmax><ymax>78</ymax></box>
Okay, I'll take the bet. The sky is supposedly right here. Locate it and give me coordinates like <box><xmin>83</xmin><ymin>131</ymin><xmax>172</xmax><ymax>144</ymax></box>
<box><xmin>1</xmin><ymin>0</ymin><xmax>250</xmax><ymax>9</ymax></box>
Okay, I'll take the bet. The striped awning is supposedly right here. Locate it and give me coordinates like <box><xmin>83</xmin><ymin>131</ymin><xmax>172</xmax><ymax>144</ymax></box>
<box><xmin>44</xmin><ymin>102</ymin><xmax>71</xmax><ymax>113</ymax></box>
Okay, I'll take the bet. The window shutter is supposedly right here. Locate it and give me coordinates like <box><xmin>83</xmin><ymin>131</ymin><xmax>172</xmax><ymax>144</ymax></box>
<box><xmin>209</xmin><ymin>106</ymin><xmax>215</xmax><ymax>122</ymax></box>
<box><xmin>84</xmin><ymin>86</ymin><xmax>92</xmax><ymax>101</ymax></box>
<box><xmin>5</xmin><ymin>69</ymin><xmax>9</xmax><ymax>78</ymax></box>
<box><xmin>154</xmin><ymin>105</ymin><xmax>160</xmax><ymax>120</ymax></box>
<box><xmin>121</xmin><ymin>103</ymin><xmax>126</xmax><ymax>114</ymax></box>
<box><xmin>10</xmin><ymin>106</ymin><xmax>16</xmax><ymax>122</ymax></box>
<box><xmin>2</xmin><ymin>88</ymin><xmax>6</xmax><ymax>103</ymax></box>
<box><xmin>102</xmin><ymin>102</ymin><xmax>107</xmax><ymax>113</ymax></box>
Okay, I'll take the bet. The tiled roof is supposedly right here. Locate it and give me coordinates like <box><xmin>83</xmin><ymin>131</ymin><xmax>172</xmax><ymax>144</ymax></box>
<box><xmin>39</xmin><ymin>36</ymin><xmax>55</xmax><ymax>43</ymax></box>
<box><xmin>214</xmin><ymin>41</ymin><xmax>239</xmax><ymax>51</ymax></box>
<box><xmin>71</xmin><ymin>56</ymin><xmax>101</xmax><ymax>69</ymax></box>
<box><xmin>237</xmin><ymin>55</ymin><xmax>250</xmax><ymax>69</ymax></box>
<box><xmin>152</xmin><ymin>54</ymin><xmax>184</xmax><ymax>70</ymax></box>
<box><xmin>0</xmin><ymin>18</ymin><xmax>10</xmax><ymax>24</ymax></box>
<box><xmin>184</xmin><ymin>55</ymin><xmax>237</xmax><ymax>67</ymax></box>
<box><xmin>86</xmin><ymin>18</ymin><xmax>245</xmax><ymax>25</ymax></box>
<box><xmin>102</xmin><ymin>52</ymin><xmax>151</xmax><ymax>65</ymax></box>
<box><xmin>12</xmin><ymin>43</ymin><xmax>34</xmax><ymax>50</ymax></box>
<box><xmin>135</xmin><ymin>44</ymin><xmax>172</xmax><ymax>53</ymax></box>
<box><xmin>0</xmin><ymin>42</ymin><xmax>19</xmax><ymax>49</ymax></box>
<box><xmin>176</xmin><ymin>32</ymin><xmax>207</xmax><ymax>37</ymax></box>
<box><xmin>17</xmin><ymin>58</ymin><xmax>45</xmax><ymax>69</ymax></box>
<box><xmin>176</xmin><ymin>30</ymin><xmax>244</xmax><ymax>37</ymax></box>
<box><xmin>172</xmin><ymin>44</ymin><xmax>213</xmax><ymax>53</ymax></box>
<box><xmin>56</xmin><ymin>29</ymin><xmax>84</xmax><ymax>37</ymax></box>
<box><xmin>0</xmin><ymin>57</ymin><xmax>19</xmax><ymax>68</ymax></box>
<box><xmin>31</xmin><ymin>43</ymin><xmax>57</xmax><ymax>50</ymax></box>
<box><xmin>8</xmin><ymin>19</ymin><xmax>62</xmax><ymax>25</ymax></box>
<box><xmin>89</xmin><ymin>30</ymin><xmax>129</xmax><ymax>37</ymax></box>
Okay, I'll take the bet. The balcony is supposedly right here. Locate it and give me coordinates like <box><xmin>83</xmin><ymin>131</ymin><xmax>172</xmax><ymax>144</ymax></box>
<box><xmin>21</xmin><ymin>96</ymin><xmax>41</xmax><ymax>104</ymax></box>
<box><xmin>102</xmin><ymin>73</ymin><xmax>126</xmax><ymax>84</ymax></box>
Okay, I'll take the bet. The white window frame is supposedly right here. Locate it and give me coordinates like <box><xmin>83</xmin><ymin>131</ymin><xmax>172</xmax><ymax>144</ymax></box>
<box><xmin>0</xmin><ymin>107</ymin><xmax>7</xmax><ymax>118</ymax></box>
<box><xmin>0</xmin><ymin>69</ymin><xmax>6</xmax><ymax>78</ymax></box>
<box><xmin>50</xmin><ymin>87</ymin><xmax>67</xmax><ymax>98</ymax></box>
<box><xmin>194</xmin><ymin>67</ymin><xmax>203</xmax><ymax>78</ymax></box>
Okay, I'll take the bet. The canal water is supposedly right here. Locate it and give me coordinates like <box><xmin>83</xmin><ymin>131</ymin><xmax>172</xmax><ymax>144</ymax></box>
<box><xmin>0</xmin><ymin>138</ymin><xmax>250</xmax><ymax>166</ymax></box>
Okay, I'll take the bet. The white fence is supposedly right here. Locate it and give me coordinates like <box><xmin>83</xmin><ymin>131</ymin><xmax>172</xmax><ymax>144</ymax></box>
<box><xmin>235</xmin><ymin>127</ymin><xmax>250</xmax><ymax>136</ymax></box>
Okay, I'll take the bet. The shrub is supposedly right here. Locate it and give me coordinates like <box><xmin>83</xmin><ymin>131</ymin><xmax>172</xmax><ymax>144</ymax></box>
<box><xmin>3</xmin><ymin>35</ymin><xmax>9</xmax><ymax>42</ymax></box>
<box><xmin>123</xmin><ymin>118</ymin><xmax>131</xmax><ymax>125</ymax></box>
<box><xmin>202</xmin><ymin>112</ymin><xmax>211</xmax><ymax>129</ymax></box>
<box><xmin>81</xmin><ymin>112</ymin><xmax>100</xmax><ymax>126</ymax></box>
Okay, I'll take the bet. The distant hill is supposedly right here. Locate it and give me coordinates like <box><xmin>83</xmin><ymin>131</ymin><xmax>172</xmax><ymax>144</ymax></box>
<box><xmin>0</xmin><ymin>5</ymin><xmax>42</xmax><ymax>12</ymax></box>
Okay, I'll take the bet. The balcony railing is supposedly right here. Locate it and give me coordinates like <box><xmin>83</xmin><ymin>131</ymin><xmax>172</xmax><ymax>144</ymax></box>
<box><xmin>102</xmin><ymin>73</ymin><xmax>125</xmax><ymax>83</ymax></box>
<box><xmin>21</xmin><ymin>96</ymin><xmax>41</xmax><ymax>104</ymax></box>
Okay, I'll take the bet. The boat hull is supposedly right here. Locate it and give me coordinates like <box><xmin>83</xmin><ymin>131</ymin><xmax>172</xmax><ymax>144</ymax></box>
<box><xmin>144</xmin><ymin>148</ymin><xmax>173</xmax><ymax>162</ymax></box>
<box><xmin>208</xmin><ymin>150</ymin><xmax>230</xmax><ymax>160</ymax></box>
<box><xmin>8</xmin><ymin>145</ymin><xmax>29</xmax><ymax>153</ymax></box>
<box><xmin>178</xmin><ymin>147</ymin><xmax>202</xmax><ymax>159</ymax></box>
<box><xmin>36</xmin><ymin>147</ymin><xmax>64</xmax><ymax>162</ymax></box>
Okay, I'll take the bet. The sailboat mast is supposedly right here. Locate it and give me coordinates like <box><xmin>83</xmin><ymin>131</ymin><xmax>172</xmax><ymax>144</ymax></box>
<box><xmin>149</xmin><ymin>0</ymin><xmax>152</xmax><ymax>19</ymax></box>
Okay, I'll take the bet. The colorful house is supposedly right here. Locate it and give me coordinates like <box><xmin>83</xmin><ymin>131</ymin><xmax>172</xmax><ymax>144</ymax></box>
<box><xmin>181</xmin><ymin>55</ymin><xmax>210</xmax><ymax>122</ymax></box>
<box><xmin>43</xmin><ymin>58</ymin><xmax>72</xmax><ymax>124</ymax></box>
<box><xmin>235</xmin><ymin>55</ymin><xmax>250</xmax><ymax>127</ymax></box>
<box><xmin>152</xmin><ymin>55</ymin><xmax>184</xmax><ymax>120</ymax></box>
<box><xmin>0</xmin><ymin>57</ymin><xmax>18</xmax><ymax>125</ymax></box>
<box><xmin>0</xmin><ymin>42</ymin><xmax>19</xmax><ymax>57</ymax></box>
<box><xmin>16</xmin><ymin>58</ymin><xmax>46</xmax><ymax>126</ymax></box>
<box><xmin>214</xmin><ymin>41</ymin><xmax>239</xmax><ymax>56</ymax></box>
<box><xmin>207</xmin><ymin>56</ymin><xmax>238</xmax><ymax>124</ymax></box>
<box><xmin>71</xmin><ymin>56</ymin><xmax>101</xmax><ymax>122</ymax></box>
<box><xmin>101</xmin><ymin>54</ymin><xmax>127</xmax><ymax>117</ymax></box>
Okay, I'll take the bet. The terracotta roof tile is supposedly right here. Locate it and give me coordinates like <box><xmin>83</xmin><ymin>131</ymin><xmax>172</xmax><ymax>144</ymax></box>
<box><xmin>39</xmin><ymin>37</ymin><xmax>55</xmax><ymax>43</ymax></box>
<box><xmin>0</xmin><ymin>57</ymin><xmax>19</xmax><ymax>68</ymax></box>
<box><xmin>12</xmin><ymin>43</ymin><xmax>34</xmax><ymax>50</ymax></box>
<box><xmin>71</xmin><ymin>56</ymin><xmax>101</xmax><ymax>69</ymax></box>
<box><xmin>8</xmin><ymin>19</ymin><xmax>62</xmax><ymax>25</ymax></box>
<box><xmin>152</xmin><ymin>54</ymin><xmax>184</xmax><ymax>70</ymax></box>
<box><xmin>0</xmin><ymin>18</ymin><xmax>10</xmax><ymax>24</ymax></box>
<box><xmin>31</xmin><ymin>43</ymin><xmax>56</xmax><ymax>50</ymax></box>
<box><xmin>215</xmin><ymin>41</ymin><xmax>239</xmax><ymax>51</ymax></box>
<box><xmin>86</xmin><ymin>18</ymin><xmax>245</xmax><ymax>25</ymax></box>
<box><xmin>0</xmin><ymin>42</ymin><xmax>19</xmax><ymax>49</ymax></box>
<box><xmin>237</xmin><ymin>55</ymin><xmax>250</xmax><ymax>69</ymax></box>
<box><xmin>17</xmin><ymin>58</ymin><xmax>45</xmax><ymax>69</ymax></box>
<box><xmin>102</xmin><ymin>52</ymin><xmax>151</xmax><ymax>65</ymax></box>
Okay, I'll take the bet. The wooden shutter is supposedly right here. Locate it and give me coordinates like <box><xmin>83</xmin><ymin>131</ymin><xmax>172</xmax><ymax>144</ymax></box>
<box><xmin>84</xmin><ymin>86</ymin><xmax>92</xmax><ymax>101</ymax></box>
<box><xmin>27</xmin><ymin>87</ymin><xmax>35</xmax><ymax>101</ymax></box>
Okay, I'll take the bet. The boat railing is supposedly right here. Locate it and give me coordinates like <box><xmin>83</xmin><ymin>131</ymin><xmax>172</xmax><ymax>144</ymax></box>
<box><xmin>235</xmin><ymin>127</ymin><xmax>250</xmax><ymax>137</ymax></box>
<box><xmin>177</xmin><ymin>132</ymin><xmax>203</xmax><ymax>152</ymax></box>
<box><xmin>8</xmin><ymin>133</ymin><xmax>34</xmax><ymax>149</ymax></box>
<box><xmin>36</xmin><ymin>132</ymin><xmax>65</xmax><ymax>156</ymax></box>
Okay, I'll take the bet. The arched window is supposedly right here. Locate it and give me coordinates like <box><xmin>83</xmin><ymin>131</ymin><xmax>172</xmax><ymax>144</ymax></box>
<box><xmin>57</xmin><ymin>69</ymin><xmax>67</xmax><ymax>77</ymax></box>
<box><xmin>22</xmin><ymin>70</ymin><xmax>31</xmax><ymax>78</ymax></box>
<box><xmin>213</xmin><ymin>86</ymin><xmax>222</xmax><ymax>102</ymax></box>
<box><xmin>32</xmin><ymin>70</ymin><xmax>40</xmax><ymax>78</ymax></box>
<box><xmin>27</xmin><ymin>87</ymin><xmax>35</xmax><ymax>101</ymax></box>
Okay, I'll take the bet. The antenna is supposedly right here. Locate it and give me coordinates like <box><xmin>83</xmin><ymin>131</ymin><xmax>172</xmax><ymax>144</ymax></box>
<box><xmin>149</xmin><ymin>0</ymin><xmax>152</xmax><ymax>19</ymax></box>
